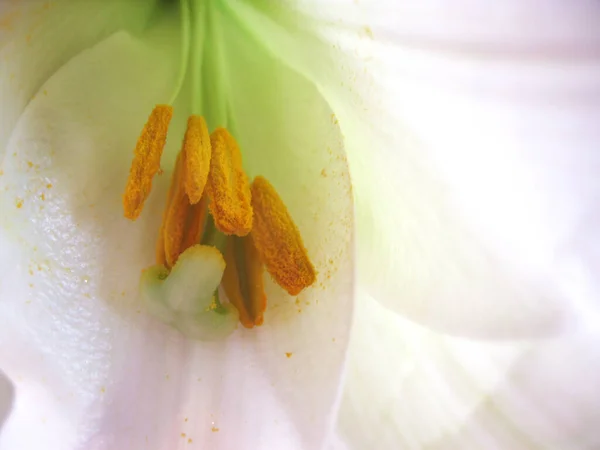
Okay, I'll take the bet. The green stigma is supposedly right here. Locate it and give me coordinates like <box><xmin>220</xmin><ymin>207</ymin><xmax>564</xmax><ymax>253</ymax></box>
<box><xmin>139</xmin><ymin>245</ymin><xmax>239</xmax><ymax>341</ymax></box>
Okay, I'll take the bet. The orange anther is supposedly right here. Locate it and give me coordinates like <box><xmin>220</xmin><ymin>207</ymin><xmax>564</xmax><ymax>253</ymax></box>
<box><xmin>183</xmin><ymin>115</ymin><xmax>211</xmax><ymax>205</ymax></box>
<box><xmin>123</xmin><ymin>105</ymin><xmax>173</xmax><ymax>220</ymax></box>
<box><xmin>206</xmin><ymin>128</ymin><xmax>252</xmax><ymax>236</ymax></box>
<box><xmin>250</xmin><ymin>176</ymin><xmax>316</xmax><ymax>296</ymax></box>
<box><xmin>181</xmin><ymin>193</ymin><xmax>209</xmax><ymax>251</ymax></box>
<box><xmin>163</xmin><ymin>153</ymin><xmax>189</xmax><ymax>268</ymax></box>
<box><xmin>221</xmin><ymin>235</ymin><xmax>267</xmax><ymax>328</ymax></box>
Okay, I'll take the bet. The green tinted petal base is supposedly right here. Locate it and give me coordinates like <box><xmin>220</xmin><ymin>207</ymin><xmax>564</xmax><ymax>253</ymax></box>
<box><xmin>139</xmin><ymin>245</ymin><xmax>239</xmax><ymax>341</ymax></box>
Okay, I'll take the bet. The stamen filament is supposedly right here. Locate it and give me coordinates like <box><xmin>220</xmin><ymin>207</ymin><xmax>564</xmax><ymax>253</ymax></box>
<box><xmin>206</xmin><ymin>128</ymin><xmax>253</xmax><ymax>236</ymax></box>
<box><xmin>123</xmin><ymin>105</ymin><xmax>173</xmax><ymax>220</ymax></box>
<box><xmin>250</xmin><ymin>176</ymin><xmax>316</xmax><ymax>296</ymax></box>
<box><xmin>167</xmin><ymin>0</ymin><xmax>192</xmax><ymax>105</ymax></box>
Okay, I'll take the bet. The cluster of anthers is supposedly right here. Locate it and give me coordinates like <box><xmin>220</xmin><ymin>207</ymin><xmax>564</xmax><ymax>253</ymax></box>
<box><xmin>122</xmin><ymin>105</ymin><xmax>315</xmax><ymax>336</ymax></box>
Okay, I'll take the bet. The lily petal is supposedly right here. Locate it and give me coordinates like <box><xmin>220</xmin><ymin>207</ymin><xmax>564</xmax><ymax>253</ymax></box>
<box><xmin>0</xmin><ymin>0</ymin><xmax>158</xmax><ymax>157</ymax></box>
<box><xmin>232</xmin><ymin>0</ymin><xmax>600</xmax><ymax>338</ymax></box>
<box><xmin>0</xmin><ymin>3</ymin><xmax>354</xmax><ymax>449</ymax></box>
<box><xmin>336</xmin><ymin>290</ymin><xmax>600</xmax><ymax>449</ymax></box>
<box><xmin>230</xmin><ymin>3</ymin><xmax>600</xmax><ymax>448</ymax></box>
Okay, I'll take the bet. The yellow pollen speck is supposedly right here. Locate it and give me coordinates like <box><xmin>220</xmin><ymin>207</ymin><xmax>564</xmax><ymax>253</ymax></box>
<box><xmin>181</xmin><ymin>433</ymin><xmax>186</xmax><ymax>438</ymax></box>
<box><xmin>211</xmin><ymin>427</ymin><xmax>219</xmax><ymax>432</ymax></box>
<box><xmin>206</xmin><ymin>296</ymin><xmax>218</xmax><ymax>312</ymax></box>
<box><xmin>15</xmin><ymin>198</ymin><xmax>23</xmax><ymax>209</ymax></box>
<box><xmin>188</xmin><ymin>438</ymin><xmax>193</xmax><ymax>444</ymax></box>
<box><xmin>250</xmin><ymin>176</ymin><xmax>316</xmax><ymax>296</ymax></box>
<box><xmin>206</xmin><ymin>128</ymin><xmax>252</xmax><ymax>236</ymax></box>
<box><xmin>46</xmin><ymin>183</ymin><xmax>52</xmax><ymax>189</ymax></box>
<box><xmin>123</xmin><ymin>105</ymin><xmax>173</xmax><ymax>220</ymax></box>
<box><xmin>183</xmin><ymin>115</ymin><xmax>211</xmax><ymax>204</ymax></box>
<box><xmin>285</xmin><ymin>352</ymin><xmax>293</xmax><ymax>358</ymax></box>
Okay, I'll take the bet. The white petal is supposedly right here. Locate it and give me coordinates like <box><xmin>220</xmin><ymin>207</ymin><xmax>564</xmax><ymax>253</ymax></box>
<box><xmin>336</xmin><ymin>291</ymin><xmax>600</xmax><ymax>449</ymax></box>
<box><xmin>229</xmin><ymin>1</ymin><xmax>600</xmax><ymax>338</ymax></box>
<box><xmin>0</xmin><ymin>0</ymin><xmax>158</xmax><ymax>156</ymax></box>
<box><xmin>0</xmin><ymin>4</ymin><xmax>354</xmax><ymax>450</ymax></box>
<box><xmin>0</xmin><ymin>15</ymin><xmax>178</xmax><ymax>449</ymax></box>
<box><xmin>227</xmin><ymin>3</ymin><xmax>600</xmax><ymax>448</ymax></box>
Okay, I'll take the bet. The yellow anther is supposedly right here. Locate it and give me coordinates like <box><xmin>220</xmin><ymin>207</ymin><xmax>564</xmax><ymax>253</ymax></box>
<box><xmin>221</xmin><ymin>235</ymin><xmax>267</xmax><ymax>328</ymax></box>
<box><xmin>250</xmin><ymin>176</ymin><xmax>316</xmax><ymax>296</ymax></box>
<box><xmin>183</xmin><ymin>115</ymin><xmax>211</xmax><ymax>205</ymax></box>
<box><xmin>123</xmin><ymin>105</ymin><xmax>173</xmax><ymax>220</ymax></box>
<box><xmin>155</xmin><ymin>150</ymin><xmax>181</xmax><ymax>266</ymax></box>
<box><xmin>155</xmin><ymin>119</ymin><xmax>210</xmax><ymax>269</ymax></box>
<box><xmin>206</xmin><ymin>128</ymin><xmax>253</xmax><ymax>236</ymax></box>
<box><xmin>181</xmin><ymin>193</ymin><xmax>209</xmax><ymax>251</ymax></box>
<box><xmin>163</xmin><ymin>152</ymin><xmax>189</xmax><ymax>268</ymax></box>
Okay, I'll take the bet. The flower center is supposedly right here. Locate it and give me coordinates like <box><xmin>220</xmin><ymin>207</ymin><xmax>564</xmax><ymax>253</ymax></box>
<box><xmin>122</xmin><ymin>105</ymin><xmax>316</xmax><ymax>336</ymax></box>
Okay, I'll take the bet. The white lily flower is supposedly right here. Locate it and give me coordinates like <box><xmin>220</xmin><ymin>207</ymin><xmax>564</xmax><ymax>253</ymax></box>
<box><xmin>2</xmin><ymin>1</ymin><xmax>600</xmax><ymax>450</ymax></box>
